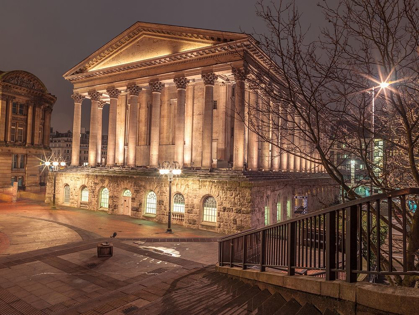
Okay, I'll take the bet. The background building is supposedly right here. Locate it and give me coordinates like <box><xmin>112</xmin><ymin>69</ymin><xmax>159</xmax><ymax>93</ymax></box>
<box><xmin>0</xmin><ymin>70</ymin><xmax>56</xmax><ymax>192</ymax></box>
<box><xmin>47</xmin><ymin>22</ymin><xmax>338</xmax><ymax>233</ymax></box>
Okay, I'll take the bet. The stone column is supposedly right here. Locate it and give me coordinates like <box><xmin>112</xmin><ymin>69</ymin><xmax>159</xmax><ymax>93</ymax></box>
<box><xmin>271</xmin><ymin>103</ymin><xmax>280</xmax><ymax>171</ymax></box>
<box><xmin>5</xmin><ymin>97</ymin><xmax>13</xmax><ymax>142</ymax></box>
<box><xmin>106</xmin><ymin>87</ymin><xmax>120</xmax><ymax>166</ymax></box>
<box><xmin>232</xmin><ymin>68</ymin><xmax>246</xmax><ymax>171</ymax></box>
<box><xmin>261</xmin><ymin>96</ymin><xmax>271</xmax><ymax>170</ymax></box>
<box><xmin>43</xmin><ymin>108</ymin><xmax>52</xmax><ymax>147</ymax></box>
<box><xmin>33</xmin><ymin>105</ymin><xmax>41</xmax><ymax>145</ymax></box>
<box><xmin>149</xmin><ymin>81</ymin><xmax>164</xmax><ymax>167</ymax></box>
<box><xmin>0</xmin><ymin>96</ymin><xmax>9</xmax><ymax>143</ymax></box>
<box><xmin>174</xmin><ymin>77</ymin><xmax>188</xmax><ymax>167</ymax></box>
<box><xmin>116</xmin><ymin>94</ymin><xmax>126</xmax><ymax>165</ymax></box>
<box><xmin>201</xmin><ymin>73</ymin><xmax>216</xmax><ymax>169</ymax></box>
<box><xmin>25</xmin><ymin>102</ymin><xmax>33</xmax><ymax>146</ymax></box>
<box><xmin>97</xmin><ymin>101</ymin><xmax>106</xmax><ymax>165</ymax></box>
<box><xmin>184</xmin><ymin>83</ymin><xmax>194</xmax><ymax>167</ymax></box>
<box><xmin>71</xmin><ymin>93</ymin><xmax>84</xmax><ymax>166</ymax></box>
<box><xmin>127</xmin><ymin>84</ymin><xmax>141</xmax><ymax>167</ymax></box>
<box><xmin>247</xmin><ymin>86</ymin><xmax>259</xmax><ymax>170</ymax></box>
<box><xmin>88</xmin><ymin>90</ymin><xmax>101</xmax><ymax>166</ymax></box>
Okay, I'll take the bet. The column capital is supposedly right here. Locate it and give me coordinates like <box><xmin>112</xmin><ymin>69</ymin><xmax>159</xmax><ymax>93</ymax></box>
<box><xmin>71</xmin><ymin>93</ymin><xmax>85</xmax><ymax>104</ymax></box>
<box><xmin>232</xmin><ymin>67</ymin><xmax>248</xmax><ymax>82</ymax></box>
<box><xmin>150</xmin><ymin>81</ymin><xmax>164</xmax><ymax>93</ymax></box>
<box><xmin>98</xmin><ymin>101</ymin><xmax>106</xmax><ymax>109</ymax></box>
<box><xmin>88</xmin><ymin>90</ymin><xmax>101</xmax><ymax>101</ymax></box>
<box><xmin>0</xmin><ymin>94</ymin><xmax>15</xmax><ymax>102</ymax></box>
<box><xmin>174</xmin><ymin>77</ymin><xmax>189</xmax><ymax>90</ymax></box>
<box><xmin>106</xmin><ymin>87</ymin><xmax>121</xmax><ymax>99</ymax></box>
<box><xmin>127</xmin><ymin>83</ymin><xmax>142</xmax><ymax>96</ymax></box>
<box><xmin>201</xmin><ymin>72</ymin><xmax>217</xmax><ymax>86</ymax></box>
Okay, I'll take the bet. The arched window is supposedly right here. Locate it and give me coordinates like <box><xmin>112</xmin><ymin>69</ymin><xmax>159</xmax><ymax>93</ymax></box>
<box><xmin>203</xmin><ymin>196</ymin><xmax>217</xmax><ymax>223</ymax></box>
<box><xmin>173</xmin><ymin>193</ymin><xmax>185</xmax><ymax>213</ymax></box>
<box><xmin>123</xmin><ymin>190</ymin><xmax>132</xmax><ymax>197</ymax></box>
<box><xmin>264</xmin><ymin>197</ymin><xmax>270</xmax><ymax>226</ymax></box>
<box><xmin>146</xmin><ymin>191</ymin><xmax>157</xmax><ymax>214</ymax></box>
<box><xmin>64</xmin><ymin>185</ymin><xmax>70</xmax><ymax>203</ymax></box>
<box><xmin>81</xmin><ymin>187</ymin><xmax>89</xmax><ymax>202</ymax></box>
<box><xmin>100</xmin><ymin>188</ymin><xmax>109</xmax><ymax>209</ymax></box>
<box><xmin>277</xmin><ymin>194</ymin><xmax>282</xmax><ymax>222</ymax></box>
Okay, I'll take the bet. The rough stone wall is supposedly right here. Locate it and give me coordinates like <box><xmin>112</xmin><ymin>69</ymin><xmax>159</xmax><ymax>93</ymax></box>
<box><xmin>46</xmin><ymin>171</ymin><xmax>338</xmax><ymax>234</ymax></box>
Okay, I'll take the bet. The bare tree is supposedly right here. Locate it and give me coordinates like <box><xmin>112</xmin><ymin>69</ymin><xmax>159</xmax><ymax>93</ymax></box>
<box><xmin>244</xmin><ymin>0</ymin><xmax>419</xmax><ymax>286</ymax></box>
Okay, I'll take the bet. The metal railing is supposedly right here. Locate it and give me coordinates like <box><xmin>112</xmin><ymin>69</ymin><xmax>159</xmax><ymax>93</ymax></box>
<box><xmin>218</xmin><ymin>188</ymin><xmax>419</xmax><ymax>282</ymax></box>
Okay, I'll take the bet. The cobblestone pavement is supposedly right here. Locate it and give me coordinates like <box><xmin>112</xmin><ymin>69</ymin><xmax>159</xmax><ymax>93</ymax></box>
<box><xmin>0</xmin><ymin>198</ymin><xmax>224</xmax><ymax>314</ymax></box>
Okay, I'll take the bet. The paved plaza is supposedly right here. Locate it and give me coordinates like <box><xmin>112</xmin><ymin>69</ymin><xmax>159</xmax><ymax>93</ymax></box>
<box><xmin>0</xmin><ymin>198</ymin><xmax>224</xmax><ymax>314</ymax></box>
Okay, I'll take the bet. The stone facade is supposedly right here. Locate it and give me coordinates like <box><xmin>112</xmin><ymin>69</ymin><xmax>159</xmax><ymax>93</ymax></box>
<box><xmin>47</xmin><ymin>169</ymin><xmax>337</xmax><ymax>234</ymax></box>
<box><xmin>0</xmin><ymin>70</ymin><xmax>56</xmax><ymax>191</ymax></box>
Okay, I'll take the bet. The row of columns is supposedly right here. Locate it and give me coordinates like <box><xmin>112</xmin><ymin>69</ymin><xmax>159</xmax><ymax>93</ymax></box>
<box><xmin>0</xmin><ymin>95</ymin><xmax>51</xmax><ymax>147</ymax></box>
<box><xmin>70</xmin><ymin>69</ymin><xmax>324</xmax><ymax>173</ymax></box>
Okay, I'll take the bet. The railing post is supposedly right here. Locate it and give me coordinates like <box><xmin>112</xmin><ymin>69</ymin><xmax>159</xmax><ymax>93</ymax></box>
<box><xmin>242</xmin><ymin>235</ymin><xmax>247</xmax><ymax>270</ymax></box>
<box><xmin>260</xmin><ymin>230</ymin><xmax>266</xmax><ymax>272</ymax></box>
<box><xmin>326</xmin><ymin>211</ymin><xmax>336</xmax><ymax>280</ymax></box>
<box><xmin>230</xmin><ymin>241</ymin><xmax>233</xmax><ymax>267</ymax></box>
<box><xmin>346</xmin><ymin>205</ymin><xmax>358</xmax><ymax>282</ymax></box>
<box><xmin>219</xmin><ymin>241</ymin><xmax>223</xmax><ymax>267</ymax></box>
<box><xmin>288</xmin><ymin>222</ymin><xmax>296</xmax><ymax>276</ymax></box>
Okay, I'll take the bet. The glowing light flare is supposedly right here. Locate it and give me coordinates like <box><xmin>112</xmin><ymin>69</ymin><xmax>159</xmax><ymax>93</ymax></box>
<box><xmin>172</xmin><ymin>169</ymin><xmax>181</xmax><ymax>175</ymax></box>
<box><xmin>159</xmin><ymin>169</ymin><xmax>170</xmax><ymax>175</ymax></box>
<box><xmin>44</xmin><ymin>161</ymin><xmax>51</xmax><ymax>166</ymax></box>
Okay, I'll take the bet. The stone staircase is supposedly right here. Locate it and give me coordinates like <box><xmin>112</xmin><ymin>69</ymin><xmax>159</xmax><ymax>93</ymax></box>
<box><xmin>131</xmin><ymin>266</ymin><xmax>337</xmax><ymax>315</ymax></box>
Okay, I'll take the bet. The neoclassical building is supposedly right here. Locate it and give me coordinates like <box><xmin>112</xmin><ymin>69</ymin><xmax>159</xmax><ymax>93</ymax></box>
<box><xmin>50</xmin><ymin>22</ymin><xmax>337</xmax><ymax>233</ymax></box>
<box><xmin>0</xmin><ymin>70</ymin><xmax>55</xmax><ymax>192</ymax></box>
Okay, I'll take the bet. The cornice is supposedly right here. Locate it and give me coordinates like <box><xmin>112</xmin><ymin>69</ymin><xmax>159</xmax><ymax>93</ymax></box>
<box><xmin>0</xmin><ymin>83</ymin><xmax>56</xmax><ymax>103</ymax></box>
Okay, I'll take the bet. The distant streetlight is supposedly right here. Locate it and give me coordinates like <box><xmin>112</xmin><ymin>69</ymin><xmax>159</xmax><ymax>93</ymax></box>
<box><xmin>45</xmin><ymin>159</ymin><xmax>66</xmax><ymax>209</ymax></box>
<box><xmin>370</xmin><ymin>80</ymin><xmax>391</xmax><ymax>195</ymax></box>
<box><xmin>159</xmin><ymin>161</ymin><xmax>182</xmax><ymax>233</ymax></box>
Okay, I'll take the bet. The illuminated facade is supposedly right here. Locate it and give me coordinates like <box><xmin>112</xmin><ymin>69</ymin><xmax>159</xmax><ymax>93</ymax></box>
<box><xmin>0</xmin><ymin>70</ymin><xmax>56</xmax><ymax>192</ymax></box>
<box><xmin>50</xmin><ymin>22</ymin><xmax>337</xmax><ymax>233</ymax></box>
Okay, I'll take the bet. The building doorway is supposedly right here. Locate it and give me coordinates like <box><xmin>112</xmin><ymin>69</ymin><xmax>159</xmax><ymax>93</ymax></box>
<box><xmin>122</xmin><ymin>190</ymin><xmax>132</xmax><ymax>216</ymax></box>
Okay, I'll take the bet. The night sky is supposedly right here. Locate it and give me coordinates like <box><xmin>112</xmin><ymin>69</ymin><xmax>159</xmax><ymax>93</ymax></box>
<box><xmin>0</xmin><ymin>0</ymin><xmax>323</xmax><ymax>133</ymax></box>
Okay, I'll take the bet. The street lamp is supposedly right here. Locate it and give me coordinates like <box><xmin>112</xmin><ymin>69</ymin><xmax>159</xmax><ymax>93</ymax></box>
<box><xmin>369</xmin><ymin>80</ymin><xmax>390</xmax><ymax>195</ymax></box>
<box><xmin>45</xmin><ymin>159</ymin><xmax>66</xmax><ymax>209</ymax></box>
<box><xmin>159</xmin><ymin>161</ymin><xmax>182</xmax><ymax>233</ymax></box>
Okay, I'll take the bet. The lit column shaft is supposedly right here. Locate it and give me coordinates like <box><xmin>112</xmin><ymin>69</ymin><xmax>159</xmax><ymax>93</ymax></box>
<box><xmin>116</xmin><ymin>94</ymin><xmax>126</xmax><ymax>165</ymax></box>
<box><xmin>43</xmin><ymin>108</ymin><xmax>52</xmax><ymax>147</ymax></box>
<box><xmin>127</xmin><ymin>84</ymin><xmax>141</xmax><ymax>167</ymax></box>
<box><xmin>201</xmin><ymin>73</ymin><xmax>216</xmax><ymax>169</ymax></box>
<box><xmin>149</xmin><ymin>81</ymin><xmax>164</xmax><ymax>167</ymax></box>
<box><xmin>174</xmin><ymin>77</ymin><xmax>188</xmax><ymax>167</ymax></box>
<box><xmin>248</xmin><ymin>87</ymin><xmax>259</xmax><ymax>170</ymax></box>
<box><xmin>271</xmin><ymin>102</ymin><xmax>280</xmax><ymax>171</ymax></box>
<box><xmin>106</xmin><ymin>88</ymin><xmax>120</xmax><ymax>166</ymax></box>
<box><xmin>233</xmin><ymin>68</ymin><xmax>246</xmax><ymax>171</ymax></box>
<box><xmin>88</xmin><ymin>90</ymin><xmax>101</xmax><ymax>166</ymax></box>
<box><xmin>71</xmin><ymin>93</ymin><xmax>84</xmax><ymax>166</ymax></box>
<box><xmin>25</xmin><ymin>102</ymin><xmax>33</xmax><ymax>146</ymax></box>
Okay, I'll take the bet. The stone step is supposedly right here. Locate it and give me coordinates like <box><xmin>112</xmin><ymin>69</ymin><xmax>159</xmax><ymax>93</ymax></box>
<box><xmin>274</xmin><ymin>298</ymin><xmax>302</xmax><ymax>315</ymax></box>
<box><xmin>215</xmin><ymin>286</ymin><xmax>262</xmax><ymax>315</ymax></box>
<box><xmin>296</xmin><ymin>303</ymin><xmax>322</xmax><ymax>315</ymax></box>
<box><xmin>245</xmin><ymin>289</ymin><xmax>272</xmax><ymax>312</ymax></box>
<box><xmin>251</xmin><ymin>292</ymin><xmax>287</xmax><ymax>315</ymax></box>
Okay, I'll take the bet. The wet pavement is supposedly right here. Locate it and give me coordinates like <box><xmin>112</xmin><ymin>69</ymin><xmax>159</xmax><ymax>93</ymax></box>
<box><xmin>0</xmin><ymin>197</ymin><xmax>226</xmax><ymax>314</ymax></box>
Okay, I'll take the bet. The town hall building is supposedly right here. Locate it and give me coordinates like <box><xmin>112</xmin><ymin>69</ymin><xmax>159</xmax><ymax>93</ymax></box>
<box><xmin>48</xmin><ymin>22</ymin><xmax>337</xmax><ymax>234</ymax></box>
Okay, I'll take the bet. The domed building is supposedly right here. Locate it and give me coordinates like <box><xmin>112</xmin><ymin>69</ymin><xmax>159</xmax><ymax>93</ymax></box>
<box><xmin>0</xmin><ymin>70</ymin><xmax>56</xmax><ymax>193</ymax></box>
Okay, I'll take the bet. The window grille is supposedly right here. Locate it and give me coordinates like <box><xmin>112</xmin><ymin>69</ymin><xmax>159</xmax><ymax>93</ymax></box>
<box><xmin>123</xmin><ymin>190</ymin><xmax>132</xmax><ymax>197</ymax></box>
<box><xmin>146</xmin><ymin>191</ymin><xmax>157</xmax><ymax>214</ymax></box>
<box><xmin>173</xmin><ymin>193</ymin><xmax>185</xmax><ymax>213</ymax></box>
<box><xmin>18</xmin><ymin>104</ymin><xmax>24</xmax><ymax>115</ymax></box>
<box><xmin>264</xmin><ymin>206</ymin><xmax>270</xmax><ymax>225</ymax></box>
<box><xmin>203</xmin><ymin>196</ymin><xmax>217</xmax><ymax>223</ymax></box>
<box><xmin>64</xmin><ymin>185</ymin><xmax>70</xmax><ymax>203</ymax></box>
<box><xmin>19</xmin><ymin>155</ymin><xmax>25</xmax><ymax>169</ymax></box>
<box><xmin>81</xmin><ymin>187</ymin><xmax>89</xmax><ymax>202</ymax></box>
<box><xmin>12</xmin><ymin>102</ymin><xmax>17</xmax><ymax>114</ymax></box>
<box><xmin>100</xmin><ymin>188</ymin><xmax>109</xmax><ymax>208</ymax></box>
<box><xmin>277</xmin><ymin>198</ymin><xmax>282</xmax><ymax>222</ymax></box>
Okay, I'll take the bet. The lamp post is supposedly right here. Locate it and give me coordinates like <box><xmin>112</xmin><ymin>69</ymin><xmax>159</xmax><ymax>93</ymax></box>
<box><xmin>159</xmin><ymin>161</ymin><xmax>181</xmax><ymax>233</ymax></box>
<box><xmin>45</xmin><ymin>159</ymin><xmax>66</xmax><ymax>209</ymax></box>
<box><xmin>369</xmin><ymin>81</ymin><xmax>390</xmax><ymax>196</ymax></box>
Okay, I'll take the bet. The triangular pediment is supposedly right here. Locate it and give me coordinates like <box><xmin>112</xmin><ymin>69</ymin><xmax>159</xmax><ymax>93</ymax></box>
<box><xmin>91</xmin><ymin>34</ymin><xmax>214</xmax><ymax>71</ymax></box>
<box><xmin>64</xmin><ymin>22</ymin><xmax>248</xmax><ymax>78</ymax></box>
